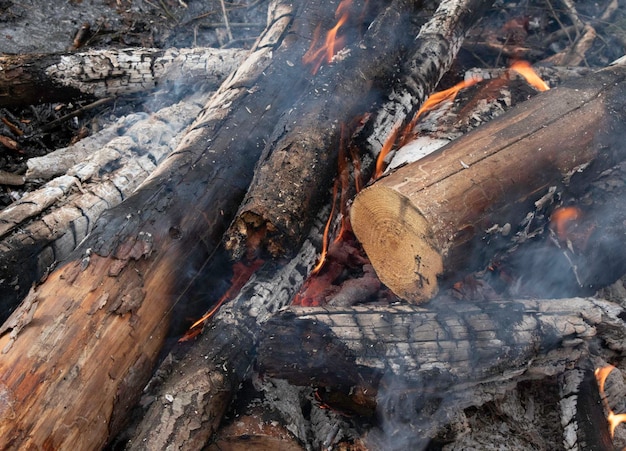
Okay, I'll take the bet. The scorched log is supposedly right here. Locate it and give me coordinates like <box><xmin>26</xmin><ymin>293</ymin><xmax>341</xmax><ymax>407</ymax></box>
<box><xmin>225</xmin><ymin>0</ymin><xmax>495</xmax><ymax>260</ymax></box>
<box><xmin>0</xmin><ymin>94</ymin><xmax>208</xmax><ymax>320</ymax></box>
<box><xmin>350</xmin><ymin>65</ymin><xmax>626</xmax><ymax>302</ymax></box>
<box><xmin>0</xmin><ymin>47</ymin><xmax>246</xmax><ymax>108</ymax></box>
<box><xmin>0</xmin><ymin>0</ymin><xmax>311</xmax><ymax>447</ymax></box>
<box><xmin>257</xmin><ymin>297</ymin><xmax>626</xmax><ymax>448</ymax></box>
<box><xmin>124</xmin><ymin>210</ymin><xmax>324</xmax><ymax>449</ymax></box>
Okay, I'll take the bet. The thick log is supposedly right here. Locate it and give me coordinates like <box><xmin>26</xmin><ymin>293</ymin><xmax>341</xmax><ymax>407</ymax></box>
<box><xmin>0</xmin><ymin>47</ymin><xmax>246</xmax><ymax>107</ymax></box>
<box><xmin>224</xmin><ymin>0</ymin><xmax>495</xmax><ymax>259</ymax></box>
<box><xmin>0</xmin><ymin>0</ymin><xmax>302</xmax><ymax>447</ymax></box>
<box><xmin>350</xmin><ymin>66</ymin><xmax>626</xmax><ymax>302</ymax></box>
<box><xmin>257</xmin><ymin>297</ymin><xmax>626</xmax><ymax>447</ymax></box>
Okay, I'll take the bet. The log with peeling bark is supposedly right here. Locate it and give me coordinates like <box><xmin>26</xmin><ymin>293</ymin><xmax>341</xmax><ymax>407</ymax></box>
<box><xmin>0</xmin><ymin>47</ymin><xmax>246</xmax><ymax>107</ymax></box>
<box><xmin>225</xmin><ymin>0</ymin><xmax>495</xmax><ymax>260</ymax></box>
<box><xmin>0</xmin><ymin>0</ymin><xmax>304</xmax><ymax>446</ymax></box>
<box><xmin>0</xmin><ymin>93</ymin><xmax>208</xmax><ymax>320</ymax></box>
<box><xmin>350</xmin><ymin>65</ymin><xmax>626</xmax><ymax>302</ymax></box>
<box><xmin>257</xmin><ymin>296</ymin><xmax>626</xmax><ymax>448</ymax></box>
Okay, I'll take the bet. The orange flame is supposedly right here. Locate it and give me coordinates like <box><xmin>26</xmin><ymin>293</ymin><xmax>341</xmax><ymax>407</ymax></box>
<box><xmin>595</xmin><ymin>365</ymin><xmax>626</xmax><ymax>437</ymax></box>
<box><xmin>179</xmin><ymin>259</ymin><xmax>264</xmax><ymax>341</ymax></box>
<box><xmin>401</xmin><ymin>76</ymin><xmax>483</xmax><ymax>146</ymax></box>
<box><xmin>373</xmin><ymin>77</ymin><xmax>482</xmax><ymax>179</ymax></box>
<box><xmin>509</xmin><ymin>60</ymin><xmax>550</xmax><ymax>91</ymax></box>
<box><xmin>373</xmin><ymin>121</ymin><xmax>402</xmax><ymax>180</ymax></box>
<box><xmin>302</xmin><ymin>0</ymin><xmax>352</xmax><ymax>74</ymax></box>
<box><xmin>310</xmin><ymin>178</ymin><xmax>340</xmax><ymax>276</ymax></box>
<box><xmin>550</xmin><ymin>206</ymin><xmax>582</xmax><ymax>241</ymax></box>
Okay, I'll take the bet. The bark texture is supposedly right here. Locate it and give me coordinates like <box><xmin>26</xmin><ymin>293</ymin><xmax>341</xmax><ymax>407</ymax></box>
<box><xmin>258</xmin><ymin>297</ymin><xmax>626</xmax><ymax>448</ymax></box>
<box><xmin>225</xmin><ymin>0</ymin><xmax>495</xmax><ymax>259</ymax></box>
<box><xmin>0</xmin><ymin>94</ymin><xmax>208</xmax><ymax>320</ymax></box>
<box><xmin>0</xmin><ymin>47</ymin><xmax>246</xmax><ymax>107</ymax></box>
<box><xmin>0</xmin><ymin>0</ymin><xmax>299</xmax><ymax>447</ymax></box>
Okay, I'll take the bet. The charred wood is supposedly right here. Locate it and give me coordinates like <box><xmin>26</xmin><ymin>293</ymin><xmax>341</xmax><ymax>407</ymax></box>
<box><xmin>0</xmin><ymin>47</ymin><xmax>246</xmax><ymax>108</ymax></box>
<box><xmin>257</xmin><ymin>297</ymin><xmax>626</xmax><ymax>448</ymax></box>
<box><xmin>350</xmin><ymin>65</ymin><xmax>626</xmax><ymax>302</ymax></box>
<box><xmin>225</xmin><ymin>0</ymin><xmax>495</xmax><ymax>260</ymax></box>
<box><xmin>559</xmin><ymin>366</ymin><xmax>615</xmax><ymax>451</ymax></box>
<box><xmin>0</xmin><ymin>93</ymin><xmax>207</xmax><ymax>320</ymax></box>
<box><xmin>122</xmin><ymin>209</ymin><xmax>324</xmax><ymax>449</ymax></box>
<box><xmin>0</xmin><ymin>0</ymin><xmax>301</xmax><ymax>447</ymax></box>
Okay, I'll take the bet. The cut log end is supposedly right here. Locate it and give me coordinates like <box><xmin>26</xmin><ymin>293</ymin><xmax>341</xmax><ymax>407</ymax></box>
<box><xmin>350</xmin><ymin>184</ymin><xmax>442</xmax><ymax>303</ymax></box>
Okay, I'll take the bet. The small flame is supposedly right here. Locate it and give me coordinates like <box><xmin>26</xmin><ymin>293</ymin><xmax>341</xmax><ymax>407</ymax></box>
<box><xmin>373</xmin><ymin>77</ymin><xmax>482</xmax><ymax>179</ymax></box>
<box><xmin>179</xmin><ymin>259</ymin><xmax>264</xmax><ymax>341</ymax></box>
<box><xmin>311</xmin><ymin>178</ymin><xmax>340</xmax><ymax>276</ymax></box>
<box><xmin>373</xmin><ymin>121</ymin><xmax>402</xmax><ymax>180</ymax></box>
<box><xmin>509</xmin><ymin>60</ymin><xmax>550</xmax><ymax>91</ymax></box>
<box><xmin>302</xmin><ymin>0</ymin><xmax>352</xmax><ymax>74</ymax></box>
<box><xmin>401</xmin><ymin>76</ymin><xmax>483</xmax><ymax>146</ymax></box>
<box><xmin>595</xmin><ymin>364</ymin><xmax>626</xmax><ymax>437</ymax></box>
<box><xmin>550</xmin><ymin>206</ymin><xmax>582</xmax><ymax>241</ymax></box>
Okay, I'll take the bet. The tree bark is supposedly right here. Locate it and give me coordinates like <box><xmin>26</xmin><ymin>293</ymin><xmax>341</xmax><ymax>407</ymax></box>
<box><xmin>225</xmin><ymin>0</ymin><xmax>495</xmax><ymax>260</ymax></box>
<box><xmin>0</xmin><ymin>93</ymin><xmax>208</xmax><ymax>321</ymax></box>
<box><xmin>350</xmin><ymin>66</ymin><xmax>626</xmax><ymax>302</ymax></box>
<box><xmin>0</xmin><ymin>0</ymin><xmax>302</xmax><ymax>446</ymax></box>
<box><xmin>0</xmin><ymin>47</ymin><xmax>246</xmax><ymax>107</ymax></box>
<box><xmin>122</xmin><ymin>208</ymin><xmax>325</xmax><ymax>449</ymax></box>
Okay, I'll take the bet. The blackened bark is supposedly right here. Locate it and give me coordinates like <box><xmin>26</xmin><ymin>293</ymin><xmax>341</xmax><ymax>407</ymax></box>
<box><xmin>0</xmin><ymin>47</ymin><xmax>246</xmax><ymax>107</ymax></box>
<box><xmin>224</xmin><ymin>0</ymin><xmax>495</xmax><ymax>260</ymax></box>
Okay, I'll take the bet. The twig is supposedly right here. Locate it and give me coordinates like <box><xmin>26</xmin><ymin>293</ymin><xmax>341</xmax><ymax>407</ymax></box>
<box><xmin>219</xmin><ymin>0</ymin><xmax>234</xmax><ymax>42</ymax></box>
<box><xmin>24</xmin><ymin>97</ymin><xmax>114</xmax><ymax>139</ymax></box>
<box><xmin>0</xmin><ymin>170</ymin><xmax>25</xmax><ymax>186</ymax></box>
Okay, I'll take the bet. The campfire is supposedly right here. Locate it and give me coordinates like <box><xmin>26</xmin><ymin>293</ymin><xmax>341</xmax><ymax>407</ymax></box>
<box><xmin>0</xmin><ymin>0</ymin><xmax>625</xmax><ymax>449</ymax></box>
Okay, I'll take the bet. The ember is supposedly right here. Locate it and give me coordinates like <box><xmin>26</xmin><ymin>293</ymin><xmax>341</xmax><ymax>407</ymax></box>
<box><xmin>550</xmin><ymin>205</ymin><xmax>583</xmax><ymax>241</ymax></box>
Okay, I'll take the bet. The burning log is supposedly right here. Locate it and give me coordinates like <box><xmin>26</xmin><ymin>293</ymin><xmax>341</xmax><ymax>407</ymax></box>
<box><xmin>224</xmin><ymin>0</ymin><xmax>495</xmax><ymax>260</ymax></box>
<box><xmin>122</xmin><ymin>214</ymin><xmax>322</xmax><ymax>448</ymax></box>
<box><xmin>257</xmin><ymin>296</ymin><xmax>626</xmax><ymax>448</ymax></box>
<box><xmin>350</xmin><ymin>65</ymin><xmax>626</xmax><ymax>302</ymax></box>
<box><xmin>0</xmin><ymin>47</ymin><xmax>246</xmax><ymax>108</ymax></box>
<box><xmin>0</xmin><ymin>0</ymin><xmax>301</xmax><ymax>446</ymax></box>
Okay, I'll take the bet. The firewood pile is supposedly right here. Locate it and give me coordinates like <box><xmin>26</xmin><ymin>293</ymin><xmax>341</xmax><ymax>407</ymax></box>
<box><xmin>1</xmin><ymin>0</ymin><xmax>626</xmax><ymax>449</ymax></box>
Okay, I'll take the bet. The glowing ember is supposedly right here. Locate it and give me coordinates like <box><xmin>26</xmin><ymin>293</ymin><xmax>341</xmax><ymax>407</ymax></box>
<box><xmin>302</xmin><ymin>0</ymin><xmax>353</xmax><ymax>74</ymax></box>
<box><xmin>595</xmin><ymin>364</ymin><xmax>626</xmax><ymax>437</ymax></box>
<box><xmin>509</xmin><ymin>60</ymin><xmax>550</xmax><ymax>91</ymax></box>
<box><xmin>550</xmin><ymin>206</ymin><xmax>582</xmax><ymax>241</ymax></box>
